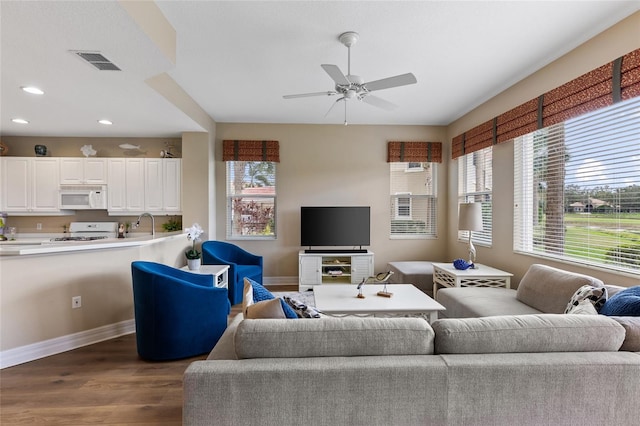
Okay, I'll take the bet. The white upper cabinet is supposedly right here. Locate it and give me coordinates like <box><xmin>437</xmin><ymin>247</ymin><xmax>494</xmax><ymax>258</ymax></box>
<box><xmin>108</xmin><ymin>158</ymin><xmax>180</xmax><ymax>214</ymax></box>
<box><xmin>1</xmin><ymin>157</ymin><xmax>67</xmax><ymax>214</ymax></box>
<box><xmin>60</xmin><ymin>158</ymin><xmax>107</xmax><ymax>185</ymax></box>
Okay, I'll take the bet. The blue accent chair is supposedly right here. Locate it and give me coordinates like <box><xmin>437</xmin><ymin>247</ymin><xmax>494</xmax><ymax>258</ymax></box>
<box><xmin>202</xmin><ymin>241</ymin><xmax>263</xmax><ymax>305</ymax></box>
<box><xmin>131</xmin><ymin>261</ymin><xmax>230</xmax><ymax>361</ymax></box>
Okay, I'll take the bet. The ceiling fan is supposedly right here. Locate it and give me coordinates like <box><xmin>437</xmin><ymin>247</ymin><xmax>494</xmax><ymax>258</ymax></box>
<box><xmin>283</xmin><ymin>31</ymin><xmax>417</xmax><ymax>125</ymax></box>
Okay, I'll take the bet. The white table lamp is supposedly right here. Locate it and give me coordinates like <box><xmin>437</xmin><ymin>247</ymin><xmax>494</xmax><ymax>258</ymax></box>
<box><xmin>458</xmin><ymin>203</ymin><xmax>483</xmax><ymax>267</ymax></box>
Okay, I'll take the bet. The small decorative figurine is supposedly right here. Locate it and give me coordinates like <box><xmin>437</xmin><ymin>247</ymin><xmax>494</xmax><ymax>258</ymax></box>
<box><xmin>453</xmin><ymin>258</ymin><xmax>474</xmax><ymax>270</ymax></box>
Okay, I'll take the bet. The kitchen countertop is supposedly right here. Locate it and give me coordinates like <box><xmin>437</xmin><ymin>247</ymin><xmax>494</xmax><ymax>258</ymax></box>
<box><xmin>0</xmin><ymin>232</ymin><xmax>185</xmax><ymax>256</ymax></box>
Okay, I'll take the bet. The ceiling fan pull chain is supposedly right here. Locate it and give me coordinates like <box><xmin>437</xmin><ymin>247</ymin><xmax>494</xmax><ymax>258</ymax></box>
<box><xmin>344</xmin><ymin>100</ymin><xmax>348</xmax><ymax>126</ymax></box>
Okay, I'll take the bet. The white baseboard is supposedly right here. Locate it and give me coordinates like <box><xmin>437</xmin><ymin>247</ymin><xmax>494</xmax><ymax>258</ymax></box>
<box><xmin>0</xmin><ymin>319</ymin><xmax>135</xmax><ymax>369</ymax></box>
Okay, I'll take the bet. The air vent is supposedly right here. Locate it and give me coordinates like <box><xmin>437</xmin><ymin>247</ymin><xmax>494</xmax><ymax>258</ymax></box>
<box><xmin>72</xmin><ymin>51</ymin><xmax>121</xmax><ymax>71</ymax></box>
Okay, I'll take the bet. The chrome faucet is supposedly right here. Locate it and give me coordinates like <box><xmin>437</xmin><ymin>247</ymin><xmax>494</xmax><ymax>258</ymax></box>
<box><xmin>135</xmin><ymin>212</ymin><xmax>155</xmax><ymax>237</ymax></box>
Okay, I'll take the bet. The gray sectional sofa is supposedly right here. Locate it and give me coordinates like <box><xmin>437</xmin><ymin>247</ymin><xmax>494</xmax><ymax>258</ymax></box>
<box><xmin>436</xmin><ymin>263</ymin><xmax>640</xmax><ymax>351</ymax></box>
<box><xmin>184</xmin><ymin>293</ymin><xmax>640</xmax><ymax>425</ymax></box>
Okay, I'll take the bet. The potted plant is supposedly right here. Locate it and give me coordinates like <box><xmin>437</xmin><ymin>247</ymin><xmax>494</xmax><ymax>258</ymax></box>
<box><xmin>185</xmin><ymin>223</ymin><xmax>204</xmax><ymax>270</ymax></box>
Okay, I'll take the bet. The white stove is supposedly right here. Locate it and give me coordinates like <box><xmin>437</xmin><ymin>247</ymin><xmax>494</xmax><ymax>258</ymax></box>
<box><xmin>51</xmin><ymin>222</ymin><xmax>118</xmax><ymax>242</ymax></box>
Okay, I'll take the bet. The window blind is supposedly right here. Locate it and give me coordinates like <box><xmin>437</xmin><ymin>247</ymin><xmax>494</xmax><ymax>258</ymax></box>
<box><xmin>222</xmin><ymin>140</ymin><xmax>280</xmax><ymax>162</ymax></box>
<box><xmin>458</xmin><ymin>146</ymin><xmax>493</xmax><ymax>246</ymax></box>
<box><xmin>514</xmin><ymin>96</ymin><xmax>640</xmax><ymax>273</ymax></box>
<box><xmin>387</xmin><ymin>141</ymin><xmax>442</xmax><ymax>163</ymax></box>
<box><xmin>389</xmin><ymin>162</ymin><xmax>437</xmax><ymax>238</ymax></box>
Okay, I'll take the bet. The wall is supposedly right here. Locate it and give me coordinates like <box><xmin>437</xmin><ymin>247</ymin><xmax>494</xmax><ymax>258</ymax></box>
<box><xmin>214</xmin><ymin>123</ymin><xmax>449</xmax><ymax>280</ymax></box>
<box><xmin>445</xmin><ymin>11</ymin><xmax>640</xmax><ymax>287</ymax></box>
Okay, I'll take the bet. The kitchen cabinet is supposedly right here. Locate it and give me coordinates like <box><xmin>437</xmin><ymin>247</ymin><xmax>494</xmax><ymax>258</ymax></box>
<box><xmin>108</xmin><ymin>158</ymin><xmax>181</xmax><ymax>214</ymax></box>
<box><xmin>1</xmin><ymin>157</ymin><xmax>69</xmax><ymax>214</ymax></box>
<box><xmin>107</xmin><ymin>158</ymin><xmax>144</xmax><ymax>212</ymax></box>
<box><xmin>60</xmin><ymin>158</ymin><xmax>107</xmax><ymax>184</ymax></box>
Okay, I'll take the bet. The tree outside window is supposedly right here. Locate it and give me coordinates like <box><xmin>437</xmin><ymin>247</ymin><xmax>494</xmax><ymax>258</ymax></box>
<box><xmin>227</xmin><ymin>161</ymin><xmax>276</xmax><ymax>239</ymax></box>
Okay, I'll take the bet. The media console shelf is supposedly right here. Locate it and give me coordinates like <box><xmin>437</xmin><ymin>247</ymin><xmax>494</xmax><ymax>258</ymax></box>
<box><xmin>298</xmin><ymin>250</ymin><xmax>374</xmax><ymax>291</ymax></box>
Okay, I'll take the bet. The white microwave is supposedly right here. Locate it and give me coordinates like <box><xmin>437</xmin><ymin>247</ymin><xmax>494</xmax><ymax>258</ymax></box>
<box><xmin>59</xmin><ymin>185</ymin><xmax>108</xmax><ymax>210</ymax></box>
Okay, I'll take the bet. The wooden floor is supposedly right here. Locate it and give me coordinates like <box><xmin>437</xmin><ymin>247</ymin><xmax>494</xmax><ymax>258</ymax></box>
<box><xmin>0</xmin><ymin>285</ymin><xmax>296</xmax><ymax>425</ymax></box>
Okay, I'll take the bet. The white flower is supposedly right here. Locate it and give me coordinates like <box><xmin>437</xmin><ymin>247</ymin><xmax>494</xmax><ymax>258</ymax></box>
<box><xmin>186</xmin><ymin>223</ymin><xmax>204</xmax><ymax>242</ymax></box>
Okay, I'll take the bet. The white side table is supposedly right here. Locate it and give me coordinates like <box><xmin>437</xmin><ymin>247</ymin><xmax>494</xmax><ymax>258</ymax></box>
<box><xmin>181</xmin><ymin>265</ymin><xmax>229</xmax><ymax>289</ymax></box>
<box><xmin>432</xmin><ymin>262</ymin><xmax>512</xmax><ymax>298</ymax></box>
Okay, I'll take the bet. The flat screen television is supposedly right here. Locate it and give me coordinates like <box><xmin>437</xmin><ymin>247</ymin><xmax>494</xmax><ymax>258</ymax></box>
<box><xmin>300</xmin><ymin>206</ymin><xmax>370</xmax><ymax>253</ymax></box>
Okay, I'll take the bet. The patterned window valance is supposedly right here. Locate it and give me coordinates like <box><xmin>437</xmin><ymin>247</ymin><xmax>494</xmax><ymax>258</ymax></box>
<box><xmin>387</xmin><ymin>141</ymin><xmax>442</xmax><ymax>163</ymax></box>
<box><xmin>452</xmin><ymin>47</ymin><xmax>640</xmax><ymax>159</ymax></box>
<box><xmin>222</xmin><ymin>140</ymin><xmax>279</xmax><ymax>162</ymax></box>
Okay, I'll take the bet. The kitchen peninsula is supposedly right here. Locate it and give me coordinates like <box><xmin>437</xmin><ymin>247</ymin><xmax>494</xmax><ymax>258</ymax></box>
<box><xmin>0</xmin><ymin>232</ymin><xmax>189</xmax><ymax>368</ymax></box>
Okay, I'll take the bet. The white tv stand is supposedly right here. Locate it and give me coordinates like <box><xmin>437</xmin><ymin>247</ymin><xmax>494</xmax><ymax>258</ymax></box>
<box><xmin>298</xmin><ymin>250</ymin><xmax>374</xmax><ymax>291</ymax></box>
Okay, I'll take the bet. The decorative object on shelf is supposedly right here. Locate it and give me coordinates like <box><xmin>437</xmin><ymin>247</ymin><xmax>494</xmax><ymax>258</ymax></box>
<box><xmin>458</xmin><ymin>202</ymin><xmax>483</xmax><ymax>268</ymax></box>
<box><xmin>160</xmin><ymin>141</ymin><xmax>177</xmax><ymax>158</ymax></box>
<box><xmin>453</xmin><ymin>258</ymin><xmax>474</xmax><ymax>270</ymax></box>
<box><xmin>80</xmin><ymin>144</ymin><xmax>97</xmax><ymax>157</ymax></box>
<box><xmin>185</xmin><ymin>223</ymin><xmax>204</xmax><ymax>270</ymax></box>
<box><xmin>119</xmin><ymin>143</ymin><xmax>146</xmax><ymax>156</ymax></box>
<box><xmin>0</xmin><ymin>140</ymin><xmax>8</xmax><ymax>156</ymax></box>
<box><xmin>34</xmin><ymin>144</ymin><xmax>47</xmax><ymax>156</ymax></box>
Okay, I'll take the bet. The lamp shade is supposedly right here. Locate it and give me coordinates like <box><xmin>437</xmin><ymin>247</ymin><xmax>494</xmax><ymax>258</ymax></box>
<box><xmin>458</xmin><ymin>203</ymin><xmax>483</xmax><ymax>231</ymax></box>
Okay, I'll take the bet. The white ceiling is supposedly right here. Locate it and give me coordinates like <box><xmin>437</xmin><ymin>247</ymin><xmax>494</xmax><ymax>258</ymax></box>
<box><xmin>2</xmin><ymin>1</ymin><xmax>639</xmax><ymax>138</ymax></box>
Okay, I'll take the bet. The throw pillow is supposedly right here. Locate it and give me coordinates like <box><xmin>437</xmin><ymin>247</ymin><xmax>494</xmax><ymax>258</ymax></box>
<box><xmin>566</xmin><ymin>299</ymin><xmax>598</xmax><ymax>315</ymax></box>
<box><xmin>600</xmin><ymin>286</ymin><xmax>640</xmax><ymax>316</ymax></box>
<box><xmin>284</xmin><ymin>296</ymin><xmax>321</xmax><ymax>318</ymax></box>
<box><xmin>242</xmin><ymin>277</ymin><xmax>298</xmax><ymax>319</ymax></box>
<box><xmin>564</xmin><ymin>284</ymin><xmax>608</xmax><ymax>314</ymax></box>
<box><xmin>245</xmin><ymin>298</ymin><xmax>287</xmax><ymax>319</ymax></box>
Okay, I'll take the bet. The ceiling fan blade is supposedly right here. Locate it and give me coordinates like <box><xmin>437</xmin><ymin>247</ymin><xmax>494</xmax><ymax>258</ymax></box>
<box><xmin>321</xmin><ymin>64</ymin><xmax>350</xmax><ymax>86</ymax></box>
<box><xmin>363</xmin><ymin>73</ymin><xmax>417</xmax><ymax>92</ymax></box>
<box><xmin>324</xmin><ymin>97</ymin><xmax>345</xmax><ymax>117</ymax></box>
<box><xmin>283</xmin><ymin>91</ymin><xmax>336</xmax><ymax>99</ymax></box>
<box><xmin>361</xmin><ymin>95</ymin><xmax>397</xmax><ymax>111</ymax></box>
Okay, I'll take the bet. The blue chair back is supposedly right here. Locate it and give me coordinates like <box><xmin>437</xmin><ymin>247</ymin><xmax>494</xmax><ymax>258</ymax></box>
<box><xmin>131</xmin><ymin>261</ymin><xmax>230</xmax><ymax>360</ymax></box>
<box><xmin>202</xmin><ymin>241</ymin><xmax>263</xmax><ymax>305</ymax></box>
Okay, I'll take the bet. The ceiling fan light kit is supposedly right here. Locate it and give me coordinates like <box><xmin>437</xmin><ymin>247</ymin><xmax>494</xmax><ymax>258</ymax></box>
<box><xmin>283</xmin><ymin>31</ymin><xmax>417</xmax><ymax>125</ymax></box>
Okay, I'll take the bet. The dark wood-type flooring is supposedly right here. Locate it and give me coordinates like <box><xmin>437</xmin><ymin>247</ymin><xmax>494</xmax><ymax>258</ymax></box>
<box><xmin>0</xmin><ymin>285</ymin><xmax>296</xmax><ymax>425</ymax></box>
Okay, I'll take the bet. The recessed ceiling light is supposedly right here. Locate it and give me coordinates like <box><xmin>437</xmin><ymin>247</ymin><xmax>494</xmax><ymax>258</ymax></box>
<box><xmin>21</xmin><ymin>86</ymin><xmax>44</xmax><ymax>95</ymax></box>
<box><xmin>98</xmin><ymin>119</ymin><xmax>113</xmax><ymax>125</ymax></box>
<box><xmin>11</xmin><ymin>118</ymin><xmax>29</xmax><ymax>124</ymax></box>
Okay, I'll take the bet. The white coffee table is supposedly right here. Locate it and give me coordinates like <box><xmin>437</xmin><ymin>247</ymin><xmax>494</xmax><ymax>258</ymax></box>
<box><xmin>313</xmin><ymin>284</ymin><xmax>445</xmax><ymax>323</ymax></box>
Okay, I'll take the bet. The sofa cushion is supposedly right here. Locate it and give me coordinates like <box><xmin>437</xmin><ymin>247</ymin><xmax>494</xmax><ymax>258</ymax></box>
<box><xmin>515</xmin><ymin>264</ymin><xmax>604</xmax><ymax>313</ymax></box>
<box><xmin>234</xmin><ymin>317</ymin><xmax>435</xmax><ymax>359</ymax></box>
<box><xmin>608</xmin><ymin>316</ymin><xmax>640</xmax><ymax>352</ymax></box>
<box><xmin>564</xmin><ymin>285</ymin><xmax>608</xmax><ymax>314</ymax></box>
<box><xmin>432</xmin><ymin>314</ymin><xmax>625</xmax><ymax>354</ymax></box>
<box><xmin>242</xmin><ymin>278</ymin><xmax>298</xmax><ymax>319</ymax></box>
<box><xmin>436</xmin><ymin>287</ymin><xmax>542</xmax><ymax>318</ymax></box>
<box><xmin>600</xmin><ymin>286</ymin><xmax>640</xmax><ymax>317</ymax></box>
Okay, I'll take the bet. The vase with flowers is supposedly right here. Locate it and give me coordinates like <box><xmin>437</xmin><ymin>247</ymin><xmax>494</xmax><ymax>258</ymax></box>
<box><xmin>185</xmin><ymin>223</ymin><xmax>204</xmax><ymax>270</ymax></box>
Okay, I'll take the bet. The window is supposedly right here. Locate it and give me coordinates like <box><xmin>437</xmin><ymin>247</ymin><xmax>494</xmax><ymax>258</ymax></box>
<box><xmin>226</xmin><ymin>161</ymin><xmax>276</xmax><ymax>239</ymax></box>
<box><xmin>390</xmin><ymin>162</ymin><xmax>437</xmax><ymax>238</ymax></box>
<box><xmin>514</xmin><ymin>97</ymin><xmax>640</xmax><ymax>273</ymax></box>
<box><xmin>458</xmin><ymin>146</ymin><xmax>493</xmax><ymax>246</ymax></box>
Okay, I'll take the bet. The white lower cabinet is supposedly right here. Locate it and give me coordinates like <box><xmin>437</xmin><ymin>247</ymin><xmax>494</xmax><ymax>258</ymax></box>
<box><xmin>298</xmin><ymin>251</ymin><xmax>374</xmax><ymax>291</ymax></box>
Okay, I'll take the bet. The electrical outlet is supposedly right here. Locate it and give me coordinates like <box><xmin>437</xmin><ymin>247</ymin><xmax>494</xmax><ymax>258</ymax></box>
<box><xmin>72</xmin><ymin>296</ymin><xmax>82</xmax><ymax>309</ymax></box>
<box><xmin>36</xmin><ymin>223</ymin><xmax>42</xmax><ymax>230</ymax></box>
